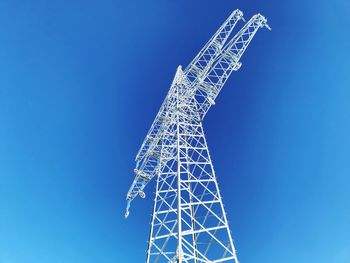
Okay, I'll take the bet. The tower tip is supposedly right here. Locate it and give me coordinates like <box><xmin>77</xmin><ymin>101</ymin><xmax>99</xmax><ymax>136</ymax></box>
<box><xmin>125</xmin><ymin>209</ymin><xmax>129</xmax><ymax>219</ymax></box>
<box><xmin>125</xmin><ymin>200</ymin><xmax>131</xmax><ymax>219</ymax></box>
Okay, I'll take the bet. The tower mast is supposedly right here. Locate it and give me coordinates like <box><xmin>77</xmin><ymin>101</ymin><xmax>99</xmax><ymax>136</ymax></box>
<box><xmin>125</xmin><ymin>9</ymin><xmax>270</xmax><ymax>263</ymax></box>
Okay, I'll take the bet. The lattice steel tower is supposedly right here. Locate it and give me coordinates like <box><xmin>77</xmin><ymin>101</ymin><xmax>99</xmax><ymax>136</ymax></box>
<box><xmin>125</xmin><ymin>8</ymin><xmax>270</xmax><ymax>263</ymax></box>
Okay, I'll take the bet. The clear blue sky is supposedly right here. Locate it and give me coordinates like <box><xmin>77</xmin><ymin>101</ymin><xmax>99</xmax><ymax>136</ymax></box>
<box><xmin>0</xmin><ymin>1</ymin><xmax>349</xmax><ymax>262</ymax></box>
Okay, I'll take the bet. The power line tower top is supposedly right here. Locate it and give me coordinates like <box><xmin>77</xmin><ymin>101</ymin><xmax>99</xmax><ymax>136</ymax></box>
<box><xmin>125</xmin><ymin>8</ymin><xmax>270</xmax><ymax>263</ymax></box>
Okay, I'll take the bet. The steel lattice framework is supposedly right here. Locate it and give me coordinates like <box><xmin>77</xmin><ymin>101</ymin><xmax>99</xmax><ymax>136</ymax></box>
<box><xmin>125</xmin><ymin>9</ymin><xmax>270</xmax><ymax>263</ymax></box>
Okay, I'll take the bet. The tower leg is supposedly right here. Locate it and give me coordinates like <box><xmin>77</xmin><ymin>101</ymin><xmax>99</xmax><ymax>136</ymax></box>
<box><xmin>146</xmin><ymin>120</ymin><xmax>238</xmax><ymax>262</ymax></box>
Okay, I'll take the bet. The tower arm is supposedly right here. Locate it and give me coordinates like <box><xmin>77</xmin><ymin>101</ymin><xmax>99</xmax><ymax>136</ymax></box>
<box><xmin>134</xmin><ymin>66</ymin><xmax>181</xmax><ymax>163</ymax></box>
<box><xmin>184</xmin><ymin>9</ymin><xmax>244</xmax><ymax>84</ymax></box>
<box><xmin>191</xmin><ymin>14</ymin><xmax>270</xmax><ymax>118</ymax></box>
<box><xmin>125</xmin><ymin>67</ymin><xmax>183</xmax><ymax>218</ymax></box>
<box><xmin>133</xmin><ymin>7</ymin><xmax>245</xmax><ymax>167</ymax></box>
<box><xmin>135</xmin><ymin>10</ymin><xmax>244</xmax><ymax>164</ymax></box>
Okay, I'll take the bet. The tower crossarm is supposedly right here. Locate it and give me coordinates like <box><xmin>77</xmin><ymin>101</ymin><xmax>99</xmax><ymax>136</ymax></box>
<box><xmin>133</xmin><ymin>94</ymin><xmax>171</xmax><ymax>163</ymax></box>
<box><xmin>135</xmin><ymin>9</ymin><xmax>244</xmax><ymax>164</ymax></box>
<box><xmin>134</xmin><ymin>66</ymin><xmax>181</xmax><ymax>163</ymax></box>
<box><xmin>184</xmin><ymin>9</ymin><xmax>244</xmax><ymax>83</ymax></box>
<box><xmin>191</xmin><ymin>14</ymin><xmax>271</xmax><ymax>118</ymax></box>
<box><xmin>125</xmin><ymin>67</ymin><xmax>184</xmax><ymax>218</ymax></box>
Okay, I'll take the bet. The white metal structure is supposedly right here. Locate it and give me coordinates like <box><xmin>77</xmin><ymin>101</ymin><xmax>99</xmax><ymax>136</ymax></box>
<box><xmin>125</xmin><ymin>9</ymin><xmax>270</xmax><ymax>263</ymax></box>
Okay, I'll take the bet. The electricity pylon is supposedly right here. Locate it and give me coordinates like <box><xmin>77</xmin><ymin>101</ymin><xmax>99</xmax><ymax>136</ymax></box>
<box><xmin>125</xmin><ymin>9</ymin><xmax>270</xmax><ymax>263</ymax></box>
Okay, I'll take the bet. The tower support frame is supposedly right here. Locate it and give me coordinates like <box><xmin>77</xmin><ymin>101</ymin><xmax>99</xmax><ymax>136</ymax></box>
<box><xmin>125</xmin><ymin>8</ymin><xmax>270</xmax><ymax>263</ymax></box>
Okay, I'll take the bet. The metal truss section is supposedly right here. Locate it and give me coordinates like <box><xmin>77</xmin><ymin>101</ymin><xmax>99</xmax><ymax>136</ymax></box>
<box><xmin>184</xmin><ymin>9</ymin><xmax>244</xmax><ymax>83</ymax></box>
<box><xmin>146</xmin><ymin>67</ymin><xmax>238</xmax><ymax>263</ymax></box>
<box><xmin>191</xmin><ymin>14</ymin><xmax>271</xmax><ymax>119</ymax></box>
<box><xmin>125</xmin><ymin>8</ymin><xmax>270</xmax><ymax>263</ymax></box>
<box><xmin>134</xmin><ymin>9</ymin><xmax>244</xmax><ymax>166</ymax></box>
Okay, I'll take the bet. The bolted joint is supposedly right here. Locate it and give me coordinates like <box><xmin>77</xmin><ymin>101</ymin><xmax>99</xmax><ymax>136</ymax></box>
<box><xmin>139</xmin><ymin>191</ymin><xmax>146</xmax><ymax>198</ymax></box>
<box><xmin>134</xmin><ymin>169</ymin><xmax>152</xmax><ymax>182</ymax></box>
<box><xmin>233</xmin><ymin>9</ymin><xmax>245</xmax><ymax>22</ymax></box>
<box><xmin>232</xmin><ymin>62</ymin><xmax>242</xmax><ymax>71</ymax></box>
<box><xmin>255</xmin><ymin>14</ymin><xmax>271</xmax><ymax>30</ymax></box>
<box><xmin>207</xmin><ymin>96</ymin><xmax>216</xmax><ymax>106</ymax></box>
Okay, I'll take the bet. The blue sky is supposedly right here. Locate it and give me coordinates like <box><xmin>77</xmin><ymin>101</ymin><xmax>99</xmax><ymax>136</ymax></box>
<box><xmin>0</xmin><ymin>0</ymin><xmax>349</xmax><ymax>262</ymax></box>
